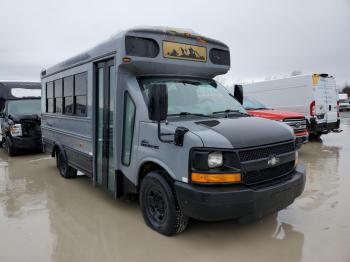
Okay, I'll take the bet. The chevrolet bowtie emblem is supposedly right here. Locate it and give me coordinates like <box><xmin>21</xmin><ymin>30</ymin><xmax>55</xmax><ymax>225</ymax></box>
<box><xmin>267</xmin><ymin>155</ymin><xmax>280</xmax><ymax>166</ymax></box>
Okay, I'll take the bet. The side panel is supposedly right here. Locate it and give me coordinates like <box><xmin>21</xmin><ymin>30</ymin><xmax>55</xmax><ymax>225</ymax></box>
<box><xmin>244</xmin><ymin>76</ymin><xmax>314</xmax><ymax>117</ymax></box>
<box><xmin>135</xmin><ymin>122</ymin><xmax>204</xmax><ymax>185</ymax></box>
<box><xmin>41</xmin><ymin>63</ymin><xmax>94</xmax><ymax>173</ymax></box>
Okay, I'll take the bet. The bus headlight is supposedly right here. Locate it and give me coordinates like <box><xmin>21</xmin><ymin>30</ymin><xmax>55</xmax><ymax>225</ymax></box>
<box><xmin>10</xmin><ymin>124</ymin><xmax>22</xmax><ymax>137</ymax></box>
<box><xmin>208</xmin><ymin>151</ymin><xmax>223</xmax><ymax>168</ymax></box>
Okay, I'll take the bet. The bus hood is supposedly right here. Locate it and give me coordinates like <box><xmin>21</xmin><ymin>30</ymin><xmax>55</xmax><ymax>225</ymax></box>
<box><xmin>170</xmin><ymin>116</ymin><xmax>294</xmax><ymax>149</ymax></box>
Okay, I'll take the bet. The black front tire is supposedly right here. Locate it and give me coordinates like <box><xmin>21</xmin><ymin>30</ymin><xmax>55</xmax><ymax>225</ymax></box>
<box><xmin>57</xmin><ymin>150</ymin><xmax>77</xmax><ymax>178</ymax></box>
<box><xmin>140</xmin><ymin>171</ymin><xmax>188</xmax><ymax>236</ymax></box>
<box><xmin>5</xmin><ymin>137</ymin><xmax>16</xmax><ymax>156</ymax></box>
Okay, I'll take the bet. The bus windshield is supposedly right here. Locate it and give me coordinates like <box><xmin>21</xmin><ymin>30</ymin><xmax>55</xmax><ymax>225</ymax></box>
<box><xmin>140</xmin><ymin>78</ymin><xmax>247</xmax><ymax>117</ymax></box>
<box><xmin>7</xmin><ymin>99</ymin><xmax>41</xmax><ymax>115</ymax></box>
<box><xmin>243</xmin><ymin>96</ymin><xmax>269</xmax><ymax>110</ymax></box>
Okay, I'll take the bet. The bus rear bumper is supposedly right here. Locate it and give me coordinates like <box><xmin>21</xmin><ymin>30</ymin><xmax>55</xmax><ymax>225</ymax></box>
<box><xmin>175</xmin><ymin>165</ymin><xmax>305</xmax><ymax>222</ymax></box>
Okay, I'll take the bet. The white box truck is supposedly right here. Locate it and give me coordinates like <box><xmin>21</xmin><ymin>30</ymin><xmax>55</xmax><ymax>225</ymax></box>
<box><xmin>244</xmin><ymin>74</ymin><xmax>340</xmax><ymax>139</ymax></box>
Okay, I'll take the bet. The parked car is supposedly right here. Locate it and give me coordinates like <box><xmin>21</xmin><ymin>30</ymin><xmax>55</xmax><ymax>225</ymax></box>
<box><xmin>338</xmin><ymin>93</ymin><xmax>350</xmax><ymax>111</ymax></box>
<box><xmin>243</xmin><ymin>96</ymin><xmax>308</xmax><ymax>145</ymax></box>
<box><xmin>244</xmin><ymin>74</ymin><xmax>341</xmax><ymax>139</ymax></box>
<box><xmin>0</xmin><ymin>81</ymin><xmax>42</xmax><ymax>156</ymax></box>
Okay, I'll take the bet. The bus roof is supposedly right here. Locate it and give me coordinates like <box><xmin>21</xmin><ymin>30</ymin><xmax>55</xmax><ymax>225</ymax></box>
<box><xmin>42</xmin><ymin>26</ymin><xmax>230</xmax><ymax>78</ymax></box>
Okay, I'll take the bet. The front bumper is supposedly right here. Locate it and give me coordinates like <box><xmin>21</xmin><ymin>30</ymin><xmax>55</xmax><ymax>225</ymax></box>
<box><xmin>11</xmin><ymin>136</ymin><xmax>42</xmax><ymax>150</ymax></box>
<box><xmin>307</xmin><ymin>118</ymin><xmax>340</xmax><ymax>133</ymax></box>
<box><xmin>295</xmin><ymin>131</ymin><xmax>308</xmax><ymax>145</ymax></box>
<box><xmin>339</xmin><ymin>105</ymin><xmax>350</xmax><ymax>111</ymax></box>
<box><xmin>175</xmin><ymin>165</ymin><xmax>305</xmax><ymax>221</ymax></box>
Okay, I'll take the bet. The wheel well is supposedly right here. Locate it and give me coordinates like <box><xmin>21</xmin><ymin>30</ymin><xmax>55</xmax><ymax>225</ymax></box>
<box><xmin>138</xmin><ymin>161</ymin><xmax>174</xmax><ymax>191</ymax></box>
<box><xmin>52</xmin><ymin>145</ymin><xmax>60</xmax><ymax>157</ymax></box>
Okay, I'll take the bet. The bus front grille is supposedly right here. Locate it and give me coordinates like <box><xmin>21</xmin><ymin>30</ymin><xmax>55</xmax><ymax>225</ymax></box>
<box><xmin>238</xmin><ymin>141</ymin><xmax>295</xmax><ymax>162</ymax></box>
<box><xmin>243</xmin><ymin>161</ymin><xmax>295</xmax><ymax>185</ymax></box>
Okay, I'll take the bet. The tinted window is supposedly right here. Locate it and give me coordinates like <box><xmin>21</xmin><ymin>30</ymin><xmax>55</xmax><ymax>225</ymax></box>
<box><xmin>122</xmin><ymin>93</ymin><xmax>136</xmax><ymax>166</ymax></box>
<box><xmin>64</xmin><ymin>76</ymin><xmax>74</xmax><ymax>96</ymax></box>
<box><xmin>47</xmin><ymin>82</ymin><xmax>54</xmax><ymax>98</ymax></box>
<box><xmin>209</xmin><ymin>48</ymin><xmax>230</xmax><ymax>66</ymax></box>
<box><xmin>75</xmin><ymin>72</ymin><xmax>87</xmax><ymax>95</ymax></box>
<box><xmin>63</xmin><ymin>76</ymin><xmax>74</xmax><ymax>114</ymax></box>
<box><xmin>64</xmin><ymin>96</ymin><xmax>74</xmax><ymax>114</ymax></box>
<box><xmin>75</xmin><ymin>95</ymin><xmax>86</xmax><ymax>116</ymax></box>
<box><xmin>55</xmin><ymin>98</ymin><xmax>63</xmax><ymax>113</ymax></box>
<box><xmin>47</xmin><ymin>99</ymin><xmax>54</xmax><ymax>113</ymax></box>
<box><xmin>54</xmin><ymin>79</ymin><xmax>63</xmax><ymax>97</ymax></box>
<box><xmin>125</xmin><ymin>36</ymin><xmax>159</xmax><ymax>58</ymax></box>
<box><xmin>54</xmin><ymin>79</ymin><xmax>63</xmax><ymax>113</ymax></box>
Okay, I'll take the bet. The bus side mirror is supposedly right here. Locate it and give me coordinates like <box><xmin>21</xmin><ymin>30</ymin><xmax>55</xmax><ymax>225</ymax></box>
<box><xmin>148</xmin><ymin>84</ymin><xmax>168</xmax><ymax>122</ymax></box>
<box><xmin>234</xmin><ymin>84</ymin><xmax>243</xmax><ymax>105</ymax></box>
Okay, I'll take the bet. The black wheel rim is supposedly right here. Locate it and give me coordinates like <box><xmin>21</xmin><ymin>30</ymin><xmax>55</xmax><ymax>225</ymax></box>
<box><xmin>145</xmin><ymin>186</ymin><xmax>168</xmax><ymax>226</ymax></box>
<box><xmin>58</xmin><ymin>154</ymin><xmax>67</xmax><ymax>176</ymax></box>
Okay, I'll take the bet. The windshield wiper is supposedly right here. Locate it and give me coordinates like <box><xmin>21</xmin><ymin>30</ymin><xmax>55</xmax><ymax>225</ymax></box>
<box><xmin>168</xmin><ymin>112</ymin><xmax>211</xmax><ymax>118</ymax></box>
<box><xmin>212</xmin><ymin>109</ymin><xmax>249</xmax><ymax>117</ymax></box>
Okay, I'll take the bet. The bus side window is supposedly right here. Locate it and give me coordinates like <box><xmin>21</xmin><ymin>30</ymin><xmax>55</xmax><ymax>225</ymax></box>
<box><xmin>54</xmin><ymin>79</ymin><xmax>63</xmax><ymax>113</ymax></box>
<box><xmin>46</xmin><ymin>81</ymin><xmax>54</xmax><ymax>113</ymax></box>
<box><xmin>122</xmin><ymin>92</ymin><xmax>136</xmax><ymax>166</ymax></box>
<box><xmin>63</xmin><ymin>76</ymin><xmax>74</xmax><ymax>114</ymax></box>
<box><xmin>74</xmin><ymin>72</ymin><xmax>87</xmax><ymax>117</ymax></box>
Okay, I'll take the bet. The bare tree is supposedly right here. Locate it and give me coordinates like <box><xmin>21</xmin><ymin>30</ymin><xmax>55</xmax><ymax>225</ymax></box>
<box><xmin>342</xmin><ymin>82</ymin><xmax>350</xmax><ymax>96</ymax></box>
<box><xmin>291</xmin><ymin>70</ymin><xmax>302</xmax><ymax>76</ymax></box>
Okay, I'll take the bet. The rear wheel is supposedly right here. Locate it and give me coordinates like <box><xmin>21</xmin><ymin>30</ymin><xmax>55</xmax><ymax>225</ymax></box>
<box><xmin>140</xmin><ymin>171</ymin><xmax>188</xmax><ymax>236</ymax></box>
<box><xmin>57</xmin><ymin>150</ymin><xmax>77</xmax><ymax>178</ymax></box>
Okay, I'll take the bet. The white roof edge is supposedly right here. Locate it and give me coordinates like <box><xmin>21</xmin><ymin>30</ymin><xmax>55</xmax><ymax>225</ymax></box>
<box><xmin>244</xmin><ymin>73</ymin><xmax>334</xmax><ymax>85</ymax></box>
<box><xmin>0</xmin><ymin>80</ymin><xmax>40</xmax><ymax>83</ymax></box>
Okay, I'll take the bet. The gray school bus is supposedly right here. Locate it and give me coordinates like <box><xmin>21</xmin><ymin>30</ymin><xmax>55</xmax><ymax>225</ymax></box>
<box><xmin>41</xmin><ymin>27</ymin><xmax>305</xmax><ymax>235</ymax></box>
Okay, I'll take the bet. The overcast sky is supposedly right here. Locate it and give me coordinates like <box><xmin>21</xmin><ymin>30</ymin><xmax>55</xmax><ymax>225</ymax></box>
<box><xmin>0</xmin><ymin>0</ymin><xmax>349</xmax><ymax>88</ymax></box>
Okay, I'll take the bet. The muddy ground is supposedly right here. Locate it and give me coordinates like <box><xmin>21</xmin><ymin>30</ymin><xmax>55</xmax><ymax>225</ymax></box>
<box><xmin>0</xmin><ymin>112</ymin><xmax>349</xmax><ymax>262</ymax></box>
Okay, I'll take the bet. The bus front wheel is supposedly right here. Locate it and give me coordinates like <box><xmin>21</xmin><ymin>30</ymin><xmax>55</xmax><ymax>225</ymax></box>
<box><xmin>140</xmin><ymin>171</ymin><xmax>188</xmax><ymax>236</ymax></box>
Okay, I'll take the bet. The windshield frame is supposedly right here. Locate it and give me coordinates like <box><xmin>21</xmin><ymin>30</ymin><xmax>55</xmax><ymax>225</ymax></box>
<box><xmin>138</xmin><ymin>76</ymin><xmax>247</xmax><ymax>119</ymax></box>
<box><xmin>6</xmin><ymin>98</ymin><xmax>41</xmax><ymax>116</ymax></box>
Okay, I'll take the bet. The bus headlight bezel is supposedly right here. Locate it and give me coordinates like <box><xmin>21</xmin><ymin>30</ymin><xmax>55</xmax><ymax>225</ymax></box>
<box><xmin>189</xmin><ymin>148</ymin><xmax>241</xmax><ymax>184</ymax></box>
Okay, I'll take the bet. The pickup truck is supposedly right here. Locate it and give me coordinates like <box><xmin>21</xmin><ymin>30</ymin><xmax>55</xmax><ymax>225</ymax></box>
<box><xmin>244</xmin><ymin>96</ymin><xmax>308</xmax><ymax>145</ymax></box>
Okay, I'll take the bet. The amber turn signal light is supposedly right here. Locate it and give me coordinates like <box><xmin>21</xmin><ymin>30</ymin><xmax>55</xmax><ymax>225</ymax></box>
<box><xmin>122</xmin><ymin>57</ymin><xmax>132</xmax><ymax>63</ymax></box>
<box><xmin>191</xmin><ymin>172</ymin><xmax>241</xmax><ymax>183</ymax></box>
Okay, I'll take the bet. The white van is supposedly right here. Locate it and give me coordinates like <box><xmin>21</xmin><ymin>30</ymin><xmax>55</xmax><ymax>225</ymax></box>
<box><xmin>338</xmin><ymin>93</ymin><xmax>350</xmax><ymax>111</ymax></box>
<box><xmin>244</xmin><ymin>74</ymin><xmax>340</xmax><ymax>139</ymax></box>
